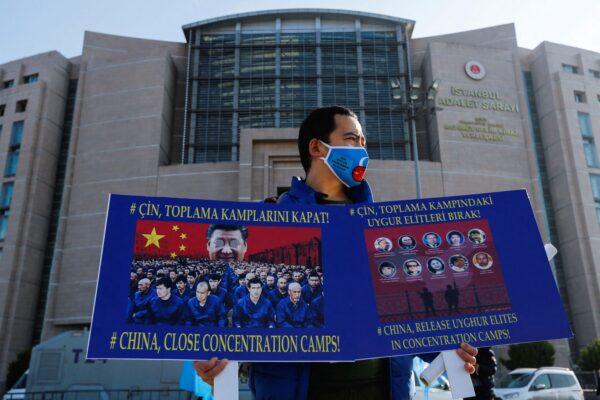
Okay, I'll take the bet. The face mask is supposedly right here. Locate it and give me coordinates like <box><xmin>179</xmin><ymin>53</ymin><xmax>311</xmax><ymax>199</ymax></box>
<box><xmin>319</xmin><ymin>141</ymin><xmax>369</xmax><ymax>187</ymax></box>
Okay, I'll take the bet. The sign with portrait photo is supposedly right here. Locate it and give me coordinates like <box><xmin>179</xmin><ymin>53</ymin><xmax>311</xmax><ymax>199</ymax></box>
<box><xmin>87</xmin><ymin>190</ymin><xmax>571</xmax><ymax>361</ymax></box>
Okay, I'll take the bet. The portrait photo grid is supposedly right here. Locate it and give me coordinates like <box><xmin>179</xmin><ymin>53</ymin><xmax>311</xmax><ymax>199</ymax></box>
<box><xmin>365</xmin><ymin>219</ymin><xmax>512</xmax><ymax>322</ymax></box>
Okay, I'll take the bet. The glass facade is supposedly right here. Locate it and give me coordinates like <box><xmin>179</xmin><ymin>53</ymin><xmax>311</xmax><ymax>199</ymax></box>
<box><xmin>184</xmin><ymin>18</ymin><xmax>410</xmax><ymax>163</ymax></box>
<box><xmin>0</xmin><ymin>182</ymin><xmax>13</xmax><ymax>209</ymax></box>
<box><xmin>4</xmin><ymin>121</ymin><xmax>23</xmax><ymax>177</ymax></box>
<box><xmin>578</xmin><ymin>112</ymin><xmax>592</xmax><ymax>136</ymax></box>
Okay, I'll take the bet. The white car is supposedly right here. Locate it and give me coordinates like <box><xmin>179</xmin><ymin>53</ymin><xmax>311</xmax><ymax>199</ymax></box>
<box><xmin>494</xmin><ymin>367</ymin><xmax>583</xmax><ymax>400</ymax></box>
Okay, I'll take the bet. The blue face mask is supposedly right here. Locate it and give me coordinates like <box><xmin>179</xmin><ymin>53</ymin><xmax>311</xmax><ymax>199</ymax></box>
<box><xmin>319</xmin><ymin>141</ymin><xmax>369</xmax><ymax>187</ymax></box>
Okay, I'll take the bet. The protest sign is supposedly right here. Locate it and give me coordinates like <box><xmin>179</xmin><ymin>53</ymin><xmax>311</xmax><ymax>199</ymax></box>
<box><xmin>88</xmin><ymin>190</ymin><xmax>571</xmax><ymax>361</ymax></box>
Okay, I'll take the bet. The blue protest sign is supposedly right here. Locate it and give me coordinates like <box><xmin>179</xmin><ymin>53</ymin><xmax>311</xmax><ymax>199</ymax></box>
<box><xmin>87</xmin><ymin>190</ymin><xmax>571</xmax><ymax>361</ymax></box>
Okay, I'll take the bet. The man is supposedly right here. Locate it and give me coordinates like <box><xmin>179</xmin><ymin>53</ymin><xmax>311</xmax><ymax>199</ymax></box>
<box><xmin>186</xmin><ymin>271</ymin><xmax>198</xmax><ymax>293</ymax></box>
<box><xmin>148</xmin><ymin>277</ymin><xmax>185</xmax><ymax>325</ymax></box>
<box><xmin>424</xmin><ymin>232</ymin><xmax>441</xmax><ymax>249</ymax></box>
<box><xmin>174</xmin><ymin>276</ymin><xmax>190</xmax><ymax>302</ymax></box>
<box><xmin>379</xmin><ymin>262</ymin><xmax>396</xmax><ymax>278</ymax></box>
<box><xmin>301</xmin><ymin>272</ymin><xmax>323</xmax><ymax>304</ymax></box>
<box><xmin>444</xmin><ymin>283</ymin><xmax>460</xmax><ymax>313</ymax></box>
<box><xmin>276</xmin><ymin>282</ymin><xmax>311</xmax><ymax>328</ymax></box>
<box><xmin>195</xmin><ymin>106</ymin><xmax>479</xmax><ymax>399</ymax></box>
<box><xmin>208</xmin><ymin>273</ymin><xmax>232</xmax><ymax>311</ymax></box>
<box><xmin>450</xmin><ymin>255</ymin><xmax>468</xmax><ymax>272</ymax></box>
<box><xmin>310</xmin><ymin>293</ymin><xmax>324</xmax><ymax>328</ymax></box>
<box><xmin>186</xmin><ymin>281</ymin><xmax>227</xmax><ymax>327</ymax></box>
<box><xmin>259</xmin><ymin>271</ymin><xmax>268</xmax><ymax>285</ymax></box>
<box><xmin>269</xmin><ymin>277</ymin><xmax>289</xmax><ymax>308</ymax></box>
<box><xmin>447</xmin><ymin>231</ymin><xmax>464</xmax><ymax>247</ymax></box>
<box><xmin>146</xmin><ymin>269</ymin><xmax>156</xmax><ymax>286</ymax></box>
<box><xmin>468</xmin><ymin>229</ymin><xmax>485</xmax><ymax>244</ymax></box>
<box><xmin>126</xmin><ymin>278</ymin><xmax>155</xmax><ymax>324</ymax></box>
<box><xmin>474</xmin><ymin>252</ymin><xmax>493</xmax><ymax>270</ymax></box>
<box><xmin>404</xmin><ymin>260</ymin><xmax>422</xmax><ymax>276</ymax></box>
<box><xmin>169</xmin><ymin>270</ymin><xmax>178</xmax><ymax>283</ymax></box>
<box><xmin>206</xmin><ymin>224</ymin><xmax>248</xmax><ymax>292</ymax></box>
<box><xmin>265</xmin><ymin>275</ymin><xmax>276</xmax><ymax>292</ymax></box>
<box><xmin>129</xmin><ymin>272</ymin><xmax>138</xmax><ymax>299</ymax></box>
<box><xmin>398</xmin><ymin>236</ymin><xmax>416</xmax><ymax>250</ymax></box>
<box><xmin>292</xmin><ymin>270</ymin><xmax>303</xmax><ymax>285</ymax></box>
<box><xmin>420</xmin><ymin>287</ymin><xmax>436</xmax><ymax>316</ymax></box>
<box><xmin>233</xmin><ymin>277</ymin><xmax>275</xmax><ymax>328</ymax></box>
<box><xmin>233</xmin><ymin>273</ymin><xmax>249</xmax><ymax>301</ymax></box>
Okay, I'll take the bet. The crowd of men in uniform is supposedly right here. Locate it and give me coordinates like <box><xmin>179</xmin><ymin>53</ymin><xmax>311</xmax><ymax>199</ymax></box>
<box><xmin>127</xmin><ymin>257</ymin><xmax>325</xmax><ymax>328</ymax></box>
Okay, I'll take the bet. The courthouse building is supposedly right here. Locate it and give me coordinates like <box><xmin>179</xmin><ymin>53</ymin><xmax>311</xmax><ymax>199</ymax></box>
<box><xmin>0</xmin><ymin>8</ymin><xmax>599</xmax><ymax>388</ymax></box>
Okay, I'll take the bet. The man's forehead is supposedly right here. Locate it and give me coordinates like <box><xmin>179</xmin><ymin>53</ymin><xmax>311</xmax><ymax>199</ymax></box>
<box><xmin>211</xmin><ymin>229</ymin><xmax>242</xmax><ymax>239</ymax></box>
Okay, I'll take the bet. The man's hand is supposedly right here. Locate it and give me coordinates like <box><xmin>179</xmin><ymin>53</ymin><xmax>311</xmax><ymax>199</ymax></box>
<box><xmin>456</xmin><ymin>343</ymin><xmax>478</xmax><ymax>374</ymax></box>
<box><xmin>193</xmin><ymin>357</ymin><xmax>229</xmax><ymax>386</ymax></box>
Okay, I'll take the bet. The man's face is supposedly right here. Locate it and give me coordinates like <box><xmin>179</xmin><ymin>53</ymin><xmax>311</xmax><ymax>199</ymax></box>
<box><xmin>407</xmin><ymin>262</ymin><xmax>420</xmax><ymax>274</ymax></box>
<box><xmin>308</xmin><ymin>276</ymin><xmax>319</xmax><ymax>289</ymax></box>
<box><xmin>476</xmin><ymin>253</ymin><xmax>489</xmax><ymax>266</ymax></box>
<box><xmin>176</xmin><ymin>281</ymin><xmax>185</xmax><ymax>291</ymax></box>
<box><xmin>130</xmin><ymin>272</ymin><xmax>137</xmax><ymax>281</ymax></box>
<box><xmin>292</xmin><ymin>272</ymin><xmax>302</xmax><ymax>282</ymax></box>
<box><xmin>267</xmin><ymin>276</ymin><xmax>275</xmax><ymax>287</ymax></box>
<box><xmin>382</xmin><ymin>266</ymin><xmax>393</xmax><ymax>277</ymax></box>
<box><xmin>312</xmin><ymin>115</ymin><xmax>366</xmax><ymax>176</ymax></box>
<box><xmin>455</xmin><ymin>257</ymin><xmax>465</xmax><ymax>268</ymax></box>
<box><xmin>136</xmin><ymin>267</ymin><xmax>143</xmax><ymax>275</ymax></box>
<box><xmin>450</xmin><ymin>234</ymin><xmax>461</xmax><ymax>245</ymax></box>
<box><xmin>401</xmin><ymin>237</ymin><xmax>412</xmax><ymax>246</ymax></box>
<box><xmin>207</xmin><ymin>229</ymin><xmax>247</xmax><ymax>262</ymax></box>
<box><xmin>471</xmin><ymin>232</ymin><xmax>481</xmax><ymax>241</ymax></box>
<box><xmin>156</xmin><ymin>284</ymin><xmax>170</xmax><ymax>300</ymax></box>
<box><xmin>260</xmin><ymin>272</ymin><xmax>267</xmax><ymax>281</ymax></box>
<box><xmin>209</xmin><ymin>279</ymin><xmax>220</xmax><ymax>291</ymax></box>
<box><xmin>277</xmin><ymin>278</ymin><xmax>288</xmax><ymax>291</ymax></box>
<box><xmin>277</xmin><ymin>271</ymin><xmax>283</xmax><ymax>278</ymax></box>
<box><xmin>249</xmin><ymin>283</ymin><xmax>262</xmax><ymax>301</ymax></box>
<box><xmin>196</xmin><ymin>286</ymin><xmax>209</xmax><ymax>303</ymax></box>
<box><xmin>289</xmin><ymin>286</ymin><xmax>302</xmax><ymax>304</ymax></box>
<box><xmin>138</xmin><ymin>281</ymin><xmax>149</xmax><ymax>293</ymax></box>
<box><xmin>147</xmin><ymin>272</ymin><xmax>154</xmax><ymax>280</ymax></box>
<box><xmin>284</xmin><ymin>272</ymin><xmax>291</xmax><ymax>281</ymax></box>
<box><xmin>169</xmin><ymin>271</ymin><xmax>177</xmax><ymax>281</ymax></box>
<box><xmin>187</xmin><ymin>275</ymin><xmax>195</xmax><ymax>285</ymax></box>
<box><xmin>426</xmin><ymin>234</ymin><xmax>437</xmax><ymax>246</ymax></box>
<box><xmin>239</xmin><ymin>277</ymin><xmax>247</xmax><ymax>287</ymax></box>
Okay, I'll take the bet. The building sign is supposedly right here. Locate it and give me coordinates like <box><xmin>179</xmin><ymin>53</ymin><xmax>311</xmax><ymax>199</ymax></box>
<box><xmin>444</xmin><ymin>118</ymin><xmax>519</xmax><ymax>142</ymax></box>
<box><xmin>465</xmin><ymin>61</ymin><xmax>486</xmax><ymax>80</ymax></box>
<box><xmin>438</xmin><ymin>87</ymin><xmax>519</xmax><ymax>113</ymax></box>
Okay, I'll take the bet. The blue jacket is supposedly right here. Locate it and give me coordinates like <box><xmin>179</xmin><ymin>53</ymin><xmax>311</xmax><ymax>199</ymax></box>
<box><xmin>186</xmin><ymin>294</ymin><xmax>227</xmax><ymax>327</ymax></box>
<box><xmin>127</xmin><ymin>289</ymin><xmax>156</xmax><ymax>324</ymax></box>
<box><xmin>310</xmin><ymin>295</ymin><xmax>324</xmax><ymax>328</ymax></box>
<box><xmin>148</xmin><ymin>294</ymin><xmax>185</xmax><ymax>325</ymax></box>
<box><xmin>276</xmin><ymin>297</ymin><xmax>312</xmax><ymax>328</ymax></box>
<box><xmin>233</xmin><ymin>295</ymin><xmax>275</xmax><ymax>328</ymax></box>
<box><xmin>250</xmin><ymin>177</ymin><xmax>437</xmax><ymax>400</ymax></box>
<box><xmin>211</xmin><ymin>286</ymin><xmax>233</xmax><ymax>311</ymax></box>
<box><xmin>268</xmin><ymin>288</ymin><xmax>288</xmax><ymax>309</ymax></box>
<box><xmin>301</xmin><ymin>284</ymin><xmax>322</xmax><ymax>304</ymax></box>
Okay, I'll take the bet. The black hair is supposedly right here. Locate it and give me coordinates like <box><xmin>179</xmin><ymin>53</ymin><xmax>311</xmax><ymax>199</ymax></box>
<box><xmin>206</xmin><ymin>224</ymin><xmax>248</xmax><ymax>241</ymax></box>
<box><xmin>298</xmin><ymin>106</ymin><xmax>358</xmax><ymax>173</ymax></box>
<box><xmin>308</xmin><ymin>272</ymin><xmax>320</xmax><ymax>279</ymax></box>
<box><xmin>247</xmin><ymin>277</ymin><xmax>262</xmax><ymax>288</ymax></box>
<box><xmin>208</xmin><ymin>273</ymin><xmax>222</xmax><ymax>281</ymax></box>
<box><xmin>175</xmin><ymin>275</ymin><xmax>186</xmax><ymax>285</ymax></box>
<box><xmin>156</xmin><ymin>277</ymin><xmax>172</xmax><ymax>289</ymax></box>
<box><xmin>238</xmin><ymin>273</ymin><xmax>247</xmax><ymax>280</ymax></box>
<box><xmin>187</xmin><ymin>271</ymin><xmax>197</xmax><ymax>278</ymax></box>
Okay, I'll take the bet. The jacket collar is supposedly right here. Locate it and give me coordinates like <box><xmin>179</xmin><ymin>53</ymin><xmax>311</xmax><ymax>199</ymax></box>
<box><xmin>287</xmin><ymin>176</ymin><xmax>373</xmax><ymax>204</ymax></box>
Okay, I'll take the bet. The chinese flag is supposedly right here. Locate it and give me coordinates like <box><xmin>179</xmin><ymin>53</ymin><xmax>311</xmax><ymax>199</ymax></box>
<box><xmin>133</xmin><ymin>221</ymin><xmax>207</xmax><ymax>259</ymax></box>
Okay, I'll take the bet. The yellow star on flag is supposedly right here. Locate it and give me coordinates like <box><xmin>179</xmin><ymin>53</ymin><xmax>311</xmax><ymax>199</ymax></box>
<box><xmin>179</xmin><ymin>233</ymin><xmax>187</xmax><ymax>239</ymax></box>
<box><xmin>170</xmin><ymin>252</ymin><xmax>177</xmax><ymax>259</ymax></box>
<box><xmin>172</xmin><ymin>225</ymin><xmax>180</xmax><ymax>232</ymax></box>
<box><xmin>179</xmin><ymin>244</ymin><xmax>186</xmax><ymax>251</ymax></box>
<box><xmin>142</xmin><ymin>228</ymin><xmax>165</xmax><ymax>248</ymax></box>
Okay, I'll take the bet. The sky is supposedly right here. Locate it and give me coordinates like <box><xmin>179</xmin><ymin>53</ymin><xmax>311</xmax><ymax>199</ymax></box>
<box><xmin>2</xmin><ymin>0</ymin><xmax>600</xmax><ymax>64</ymax></box>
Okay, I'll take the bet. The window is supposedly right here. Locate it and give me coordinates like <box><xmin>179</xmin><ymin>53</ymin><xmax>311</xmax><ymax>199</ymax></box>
<box><xmin>0</xmin><ymin>210</ymin><xmax>9</xmax><ymax>241</ymax></box>
<box><xmin>2</xmin><ymin>80</ymin><xmax>14</xmax><ymax>89</ymax></box>
<box><xmin>562</xmin><ymin>64</ymin><xmax>579</xmax><ymax>74</ymax></box>
<box><xmin>590</xmin><ymin>69</ymin><xmax>600</xmax><ymax>79</ymax></box>
<box><xmin>591</xmin><ymin>174</ymin><xmax>600</xmax><ymax>201</ymax></box>
<box><xmin>4</xmin><ymin>121</ymin><xmax>23</xmax><ymax>177</ymax></box>
<box><xmin>597</xmin><ymin>94</ymin><xmax>600</xmax><ymax>103</ymax></box>
<box><xmin>23</xmin><ymin>74</ymin><xmax>38</xmax><ymax>83</ymax></box>
<box><xmin>584</xmin><ymin>137</ymin><xmax>599</xmax><ymax>168</ymax></box>
<box><xmin>578</xmin><ymin>112</ymin><xmax>593</xmax><ymax>137</ymax></box>
<box><xmin>574</xmin><ymin>91</ymin><xmax>586</xmax><ymax>103</ymax></box>
<box><xmin>15</xmin><ymin>100</ymin><xmax>27</xmax><ymax>113</ymax></box>
<box><xmin>0</xmin><ymin>104</ymin><xmax>5</xmax><ymax>117</ymax></box>
<box><xmin>549</xmin><ymin>374</ymin><xmax>576</xmax><ymax>388</ymax></box>
<box><xmin>0</xmin><ymin>183</ymin><xmax>14</xmax><ymax>209</ymax></box>
<box><xmin>530</xmin><ymin>374</ymin><xmax>551</xmax><ymax>390</ymax></box>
